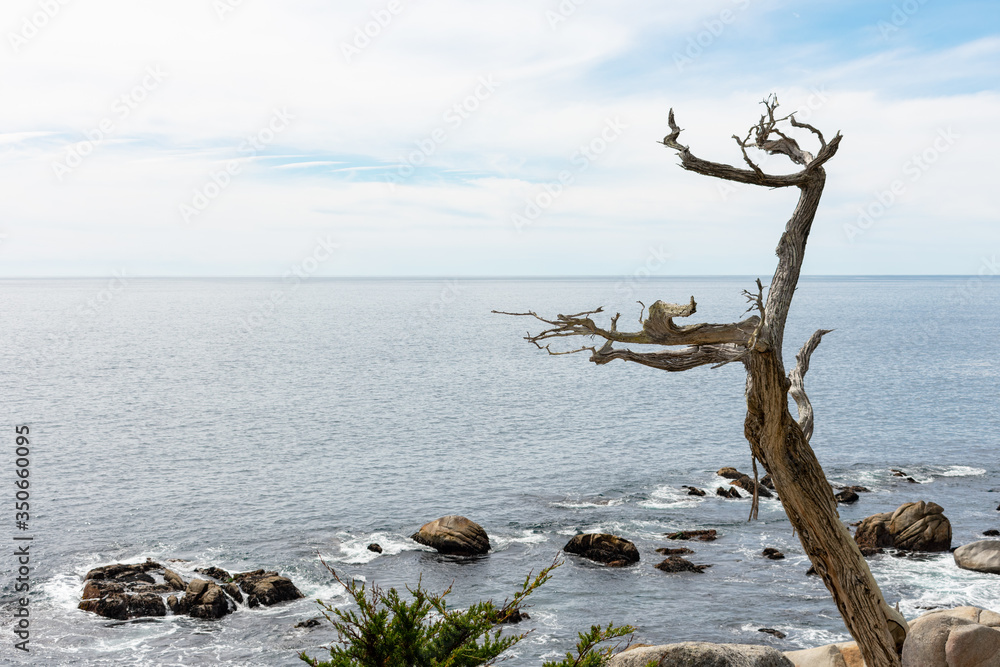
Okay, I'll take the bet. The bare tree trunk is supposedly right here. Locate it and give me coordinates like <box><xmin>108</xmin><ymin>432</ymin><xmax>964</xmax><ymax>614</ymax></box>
<box><xmin>496</xmin><ymin>97</ymin><xmax>908</xmax><ymax>666</ymax></box>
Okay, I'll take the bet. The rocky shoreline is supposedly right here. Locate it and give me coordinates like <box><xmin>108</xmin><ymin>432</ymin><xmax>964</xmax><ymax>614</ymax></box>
<box><xmin>76</xmin><ymin>465</ymin><xmax>1000</xmax><ymax>665</ymax></box>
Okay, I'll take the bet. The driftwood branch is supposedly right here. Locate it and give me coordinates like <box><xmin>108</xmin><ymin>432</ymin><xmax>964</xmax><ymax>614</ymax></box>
<box><xmin>493</xmin><ymin>299</ymin><xmax>758</xmax><ymax>349</ymax></box>
<box><xmin>788</xmin><ymin>329</ymin><xmax>832</xmax><ymax>442</ymax></box>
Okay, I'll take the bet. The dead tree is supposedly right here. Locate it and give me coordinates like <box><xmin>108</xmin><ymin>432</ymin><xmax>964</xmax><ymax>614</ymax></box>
<box><xmin>495</xmin><ymin>96</ymin><xmax>908</xmax><ymax>667</ymax></box>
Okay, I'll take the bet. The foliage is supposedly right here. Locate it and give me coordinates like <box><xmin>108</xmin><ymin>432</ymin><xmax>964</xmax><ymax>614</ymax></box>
<box><xmin>299</xmin><ymin>558</ymin><xmax>636</xmax><ymax>667</ymax></box>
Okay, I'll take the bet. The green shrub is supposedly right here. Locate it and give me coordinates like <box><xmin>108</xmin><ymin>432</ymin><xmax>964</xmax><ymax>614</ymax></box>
<box><xmin>299</xmin><ymin>558</ymin><xmax>636</xmax><ymax>667</ymax></box>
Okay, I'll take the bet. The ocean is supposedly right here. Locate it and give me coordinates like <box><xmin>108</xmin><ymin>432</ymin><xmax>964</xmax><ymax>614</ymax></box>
<box><xmin>1</xmin><ymin>276</ymin><xmax>998</xmax><ymax>665</ymax></box>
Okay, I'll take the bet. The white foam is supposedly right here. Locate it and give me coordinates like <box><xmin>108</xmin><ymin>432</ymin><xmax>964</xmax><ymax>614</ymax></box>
<box><xmin>940</xmin><ymin>466</ymin><xmax>987</xmax><ymax>477</ymax></box>
<box><xmin>637</xmin><ymin>485</ymin><xmax>703</xmax><ymax>510</ymax></box>
<box><xmin>330</xmin><ymin>531</ymin><xmax>421</xmax><ymax>564</ymax></box>
<box><xmin>551</xmin><ymin>497</ymin><xmax>625</xmax><ymax>509</ymax></box>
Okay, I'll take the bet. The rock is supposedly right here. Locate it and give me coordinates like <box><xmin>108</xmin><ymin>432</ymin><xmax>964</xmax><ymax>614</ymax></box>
<box><xmin>834</xmin><ymin>490</ymin><xmax>859</xmax><ymax>504</ymax></box>
<box><xmin>891</xmin><ymin>469</ymin><xmax>907</xmax><ymax>477</ymax></box>
<box><xmin>79</xmin><ymin>580</ymin><xmax>166</xmax><ymax>620</ymax></box>
<box><xmin>906</xmin><ymin>477</ymin><xmax>920</xmax><ymax>484</ymax></box>
<box><xmin>946</xmin><ymin>623</ymin><xmax>1000</xmax><ymax>667</ymax></box>
<box><xmin>717</xmin><ymin>486</ymin><xmax>742</xmax><ymax>499</ymax></box>
<box><xmin>806</xmin><ymin>565</ymin><xmax>817</xmax><ymax>576</ymax></box>
<box><xmin>666</xmin><ymin>529</ymin><xmax>717</xmax><ymax>541</ymax></box>
<box><xmin>195</xmin><ymin>566</ymin><xmax>232</xmax><ymax>581</ymax></box>
<box><xmin>656</xmin><ymin>547</ymin><xmax>694</xmax><ymax>556</ymax></box>
<box><xmin>954</xmin><ymin>541</ymin><xmax>1000</xmax><ymax>574</ymax></box>
<box><xmin>367</xmin><ymin>543</ymin><xmax>383</xmax><ymax>553</ymax></box>
<box><xmin>563</xmin><ymin>533</ymin><xmax>640</xmax><ymax>565</ymax></box>
<box><xmin>233</xmin><ymin>570</ymin><xmax>304</xmax><ymax>607</ymax></box>
<box><xmin>761</xmin><ymin>474</ymin><xmax>775</xmax><ymax>490</ymax></box>
<box><xmin>859</xmin><ymin>545</ymin><xmax>885</xmax><ymax>557</ymax></box>
<box><xmin>654</xmin><ymin>556</ymin><xmax>710</xmax><ymax>573</ymax></box>
<box><xmin>996</xmin><ymin>503</ymin><xmax>1000</xmax><ymax>512</ymax></box>
<box><xmin>731</xmin><ymin>474</ymin><xmax>774</xmax><ymax>499</ymax></box>
<box><xmin>494</xmin><ymin>609</ymin><xmax>529</xmax><ymax>624</ymax></box>
<box><xmin>185</xmin><ymin>579</ymin><xmax>234</xmax><ymax>619</ymax></box>
<box><xmin>683</xmin><ymin>485</ymin><xmax>706</xmax><ymax>496</ymax></box>
<box><xmin>163</xmin><ymin>569</ymin><xmax>186</xmax><ymax>591</ymax></box>
<box><xmin>296</xmin><ymin>618</ymin><xmax>321</xmax><ymax>628</ymax></box>
<box><xmin>166</xmin><ymin>595</ymin><xmax>179</xmax><ymax>613</ymax></box>
<box><xmin>854</xmin><ymin>501</ymin><xmax>951</xmax><ymax>552</ymax></box>
<box><xmin>608</xmin><ymin>642</ymin><xmax>793</xmax><ymax>667</ymax></box>
<box><xmin>759</xmin><ymin>628</ymin><xmax>786</xmax><ymax>639</ymax></box>
<box><xmin>717</xmin><ymin>467</ymin><xmax>746</xmax><ymax>480</ymax></box>
<box><xmin>984</xmin><ymin>529</ymin><xmax>999</xmax><ymax>537</ymax></box>
<box><xmin>899</xmin><ymin>607</ymin><xmax>1000</xmax><ymax>666</ymax></box>
<box><xmin>837</xmin><ymin>485</ymin><xmax>870</xmax><ymax>494</ymax></box>
<box><xmin>411</xmin><ymin>515</ymin><xmax>490</xmax><ymax>556</ymax></box>
<box><xmin>222</xmin><ymin>582</ymin><xmax>243</xmax><ymax>604</ymax></box>
<box><xmin>606</xmin><ymin>560</ymin><xmax>628</xmax><ymax>567</ymax></box>
<box><xmin>762</xmin><ymin>548</ymin><xmax>785</xmax><ymax>560</ymax></box>
<box><xmin>784</xmin><ymin>643</ymin><xmax>850</xmax><ymax>666</ymax></box>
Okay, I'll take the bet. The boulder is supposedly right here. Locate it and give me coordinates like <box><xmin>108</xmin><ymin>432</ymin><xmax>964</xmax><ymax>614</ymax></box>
<box><xmin>666</xmin><ymin>529</ymin><xmax>717</xmax><ymax>541</ymax></box>
<box><xmin>784</xmin><ymin>643</ymin><xmax>850</xmax><ymax>666</ymax></box>
<box><xmin>762</xmin><ymin>548</ymin><xmax>785</xmax><ymax>560</ymax></box>
<box><xmin>834</xmin><ymin>490</ymin><xmax>859</xmax><ymax>504</ymax></box>
<box><xmin>654</xmin><ymin>556</ymin><xmax>710</xmax><ymax>573</ymax></box>
<box><xmin>163</xmin><ymin>569</ymin><xmax>186</xmax><ymax>591</ymax></box>
<box><xmin>682</xmin><ymin>485</ymin><xmax>706</xmax><ymax>496</ymax></box>
<box><xmin>563</xmin><ymin>533</ymin><xmax>639</xmax><ymax>565</ymax></box>
<box><xmin>902</xmin><ymin>608</ymin><xmax>1000</xmax><ymax>667</ymax></box>
<box><xmin>233</xmin><ymin>570</ymin><xmax>304</xmax><ymax>607</ymax></box>
<box><xmin>195</xmin><ymin>566</ymin><xmax>231</xmax><ymax>581</ymax></box>
<box><xmin>608</xmin><ymin>642</ymin><xmax>792</xmax><ymax>667</ymax></box>
<box><xmin>411</xmin><ymin>515</ymin><xmax>490</xmax><ymax>556</ymax></box>
<box><xmin>954</xmin><ymin>540</ymin><xmax>1000</xmax><ymax>574</ymax></box>
<box><xmin>854</xmin><ymin>501</ymin><xmax>951</xmax><ymax>552</ymax></box>
<box><xmin>183</xmin><ymin>579</ymin><xmax>235</xmax><ymax>620</ymax></box>
<box><xmin>984</xmin><ymin>529</ymin><xmax>999</xmax><ymax>537</ymax></box>
<box><xmin>78</xmin><ymin>580</ymin><xmax>166</xmax><ymax>620</ymax></box>
<box><xmin>717</xmin><ymin>467</ymin><xmax>746</xmax><ymax>480</ymax></box>
<box><xmin>731</xmin><ymin>474</ymin><xmax>774</xmax><ymax>499</ymax></box>
<box><xmin>367</xmin><ymin>543</ymin><xmax>383</xmax><ymax>553</ymax></box>
<box><xmin>717</xmin><ymin>486</ymin><xmax>742</xmax><ymax>499</ymax></box>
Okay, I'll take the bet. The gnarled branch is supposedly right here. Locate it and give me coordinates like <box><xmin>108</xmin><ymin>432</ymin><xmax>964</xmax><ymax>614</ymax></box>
<box><xmin>788</xmin><ymin>328</ymin><xmax>832</xmax><ymax>441</ymax></box>
<box><xmin>493</xmin><ymin>299</ymin><xmax>758</xmax><ymax>349</ymax></box>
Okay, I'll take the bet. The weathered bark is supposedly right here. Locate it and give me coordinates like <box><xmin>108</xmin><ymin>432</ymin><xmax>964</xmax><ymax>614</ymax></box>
<box><xmin>498</xmin><ymin>97</ymin><xmax>906</xmax><ymax>667</ymax></box>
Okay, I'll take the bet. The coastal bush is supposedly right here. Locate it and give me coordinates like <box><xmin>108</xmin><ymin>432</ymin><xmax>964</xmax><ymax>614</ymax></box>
<box><xmin>298</xmin><ymin>559</ymin><xmax>636</xmax><ymax>667</ymax></box>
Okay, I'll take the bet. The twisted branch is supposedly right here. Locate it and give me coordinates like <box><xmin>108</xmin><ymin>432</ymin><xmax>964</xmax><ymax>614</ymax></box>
<box><xmin>788</xmin><ymin>328</ymin><xmax>833</xmax><ymax>442</ymax></box>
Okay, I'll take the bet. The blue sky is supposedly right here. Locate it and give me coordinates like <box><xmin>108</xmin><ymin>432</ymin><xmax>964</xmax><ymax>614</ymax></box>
<box><xmin>1</xmin><ymin>0</ymin><xmax>997</xmax><ymax>276</ymax></box>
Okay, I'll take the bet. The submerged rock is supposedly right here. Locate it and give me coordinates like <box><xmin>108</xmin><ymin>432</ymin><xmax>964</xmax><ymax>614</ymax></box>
<box><xmin>954</xmin><ymin>541</ymin><xmax>1000</xmax><ymax>575</ymax></box>
<box><xmin>762</xmin><ymin>548</ymin><xmax>785</xmax><ymax>560</ymax></box>
<box><xmin>682</xmin><ymin>485</ymin><xmax>706</xmax><ymax>496</ymax></box>
<box><xmin>654</xmin><ymin>556</ymin><xmax>710</xmax><ymax>573</ymax></box>
<box><xmin>656</xmin><ymin>547</ymin><xmax>694</xmax><ymax>556</ymax></box>
<box><xmin>717</xmin><ymin>486</ymin><xmax>742</xmax><ymax>499</ymax></box>
<box><xmin>195</xmin><ymin>566</ymin><xmax>231</xmax><ymax>581</ymax></box>
<box><xmin>665</xmin><ymin>529</ymin><xmax>717</xmax><ymax>541</ymax></box>
<box><xmin>985</xmin><ymin>529</ymin><xmax>1000</xmax><ymax>537</ymax></box>
<box><xmin>854</xmin><ymin>501</ymin><xmax>952</xmax><ymax>552</ymax></box>
<box><xmin>759</xmin><ymin>628</ymin><xmax>786</xmax><ymax>639</ymax></box>
<box><xmin>367</xmin><ymin>543</ymin><xmax>383</xmax><ymax>553</ymax></box>
<box><xmin>411</xmin><ymin>515</ymin><xmax>490</xmax><ymax>556</ymax></box>
<box><xmin>563</xmin><ymin>533</ymin><xmax>639</xmax><ymax>565</ymax></box>
<box><xmin>731</xmin><ymin>474</ymin><xmax>774</xmax><ymax>499</ymax></box>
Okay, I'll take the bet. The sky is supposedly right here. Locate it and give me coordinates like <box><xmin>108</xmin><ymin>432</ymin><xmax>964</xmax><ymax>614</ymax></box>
<box><xmin>1</xmin><ymin>0</ymin><xmax>998</xmax><ymax>277</ymax></box>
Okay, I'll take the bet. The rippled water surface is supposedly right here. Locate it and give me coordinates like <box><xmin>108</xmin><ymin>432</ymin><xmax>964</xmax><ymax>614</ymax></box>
<box><xmin>0</xmin><ymin>276</ymin><xmax>998</xmax><ymax>665</ymax></box>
